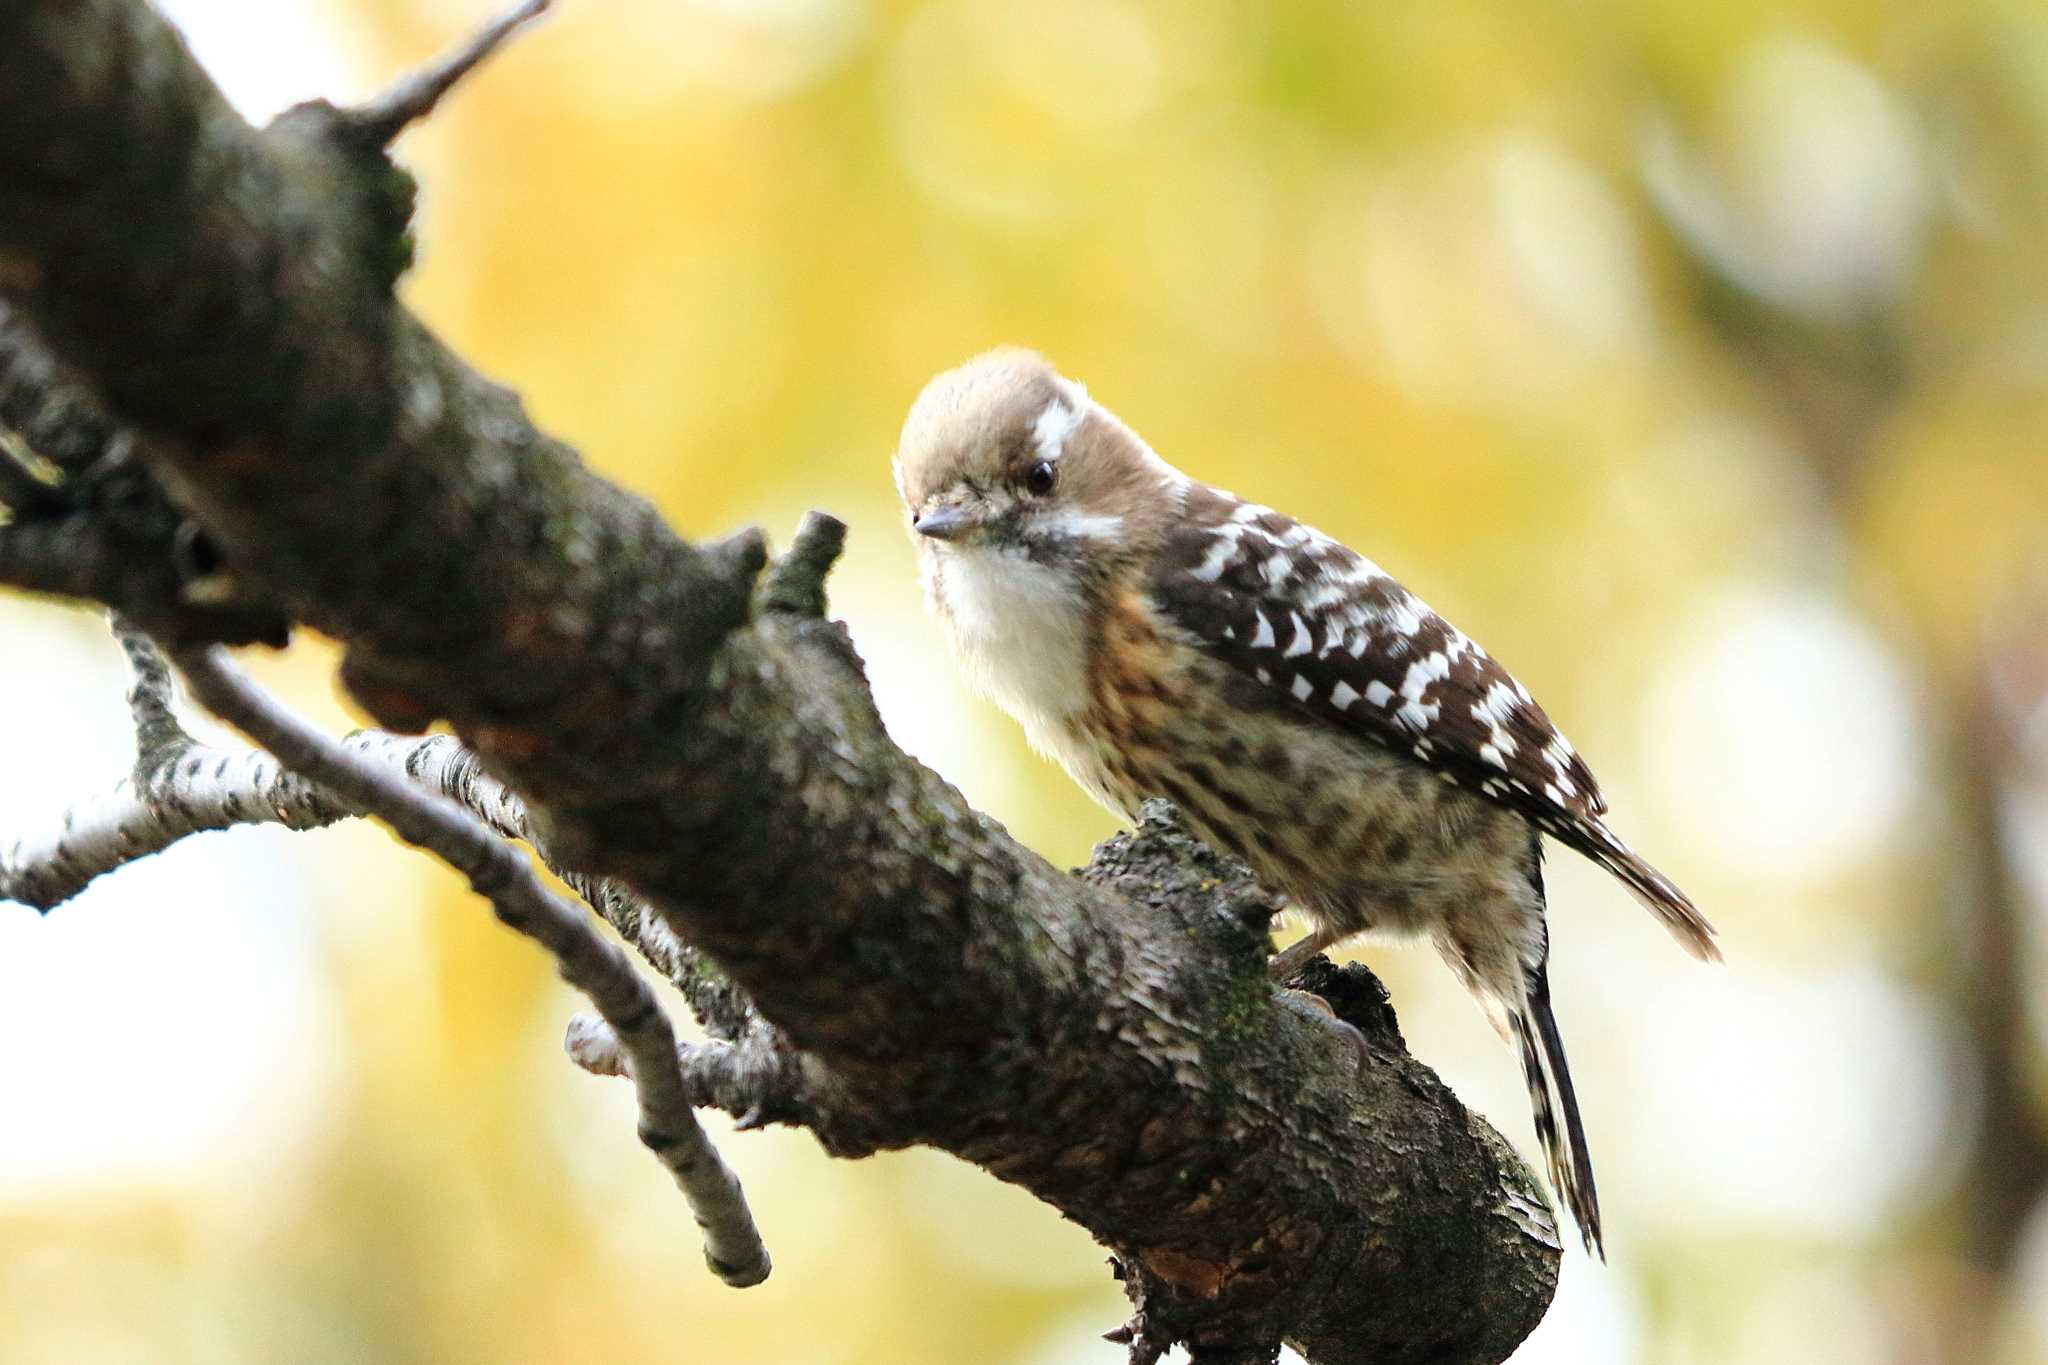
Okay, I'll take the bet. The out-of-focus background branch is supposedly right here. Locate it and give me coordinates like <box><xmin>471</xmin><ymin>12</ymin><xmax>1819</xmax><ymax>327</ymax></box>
<box><xmin>2</xmin><ymin>2</ymin><xmax>2044</xmax><ymax>1362</ymax></box>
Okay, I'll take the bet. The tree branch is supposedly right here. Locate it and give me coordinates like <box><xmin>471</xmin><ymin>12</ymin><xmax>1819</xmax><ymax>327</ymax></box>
<box><xmin>159</xmin><ymin>626</ymin><xmax>771</xmax><ymax>1287</ymax></box>
<box><xmin>0</xmin><ymin>304</ymin><xmax>295</xmax><ymax>646</ymax></box>
<box><xmin>565</xmin><ymin>1017</ymin><xmax>848</xmax><ymax>1146</ymax></box>
<box><xmin>345</xmin><ymin>0</ymin><xmax>553</xmax><ymax>148</ymax></box>
<box><xmin>0</xmin><ymin>643</ymin><xmax>768</xmax><ymax>1053</ymax></box>
<box><xmin>0</xmin><ymin>3</ymin><xmax>1562</xmax><ymax>1358</ymax></box>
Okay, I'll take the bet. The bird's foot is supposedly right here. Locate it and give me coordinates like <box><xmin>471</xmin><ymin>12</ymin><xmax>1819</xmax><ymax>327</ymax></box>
<box><xmin>1275</xmin><ymin>987</ymin><xmax>1369</xmax><ymax>1074</ymax></box>
<box><xmin>1266</xmin><ymin>926</ymin><xmax>1340</xmax><ymax>981</ymax></box>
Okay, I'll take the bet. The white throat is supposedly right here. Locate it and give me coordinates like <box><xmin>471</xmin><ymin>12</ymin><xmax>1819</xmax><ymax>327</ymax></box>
<box><xmin>925</xmin><ymin>543</ymin><xmax>1093</xmax><ymax>750</ymax></box>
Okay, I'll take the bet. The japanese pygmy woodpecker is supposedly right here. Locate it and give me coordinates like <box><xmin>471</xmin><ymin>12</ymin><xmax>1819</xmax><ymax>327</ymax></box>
<box><xmin>894</xmin><ymin>348</ymin><xmax>1719</xmax><ymax>1256</ymax></box>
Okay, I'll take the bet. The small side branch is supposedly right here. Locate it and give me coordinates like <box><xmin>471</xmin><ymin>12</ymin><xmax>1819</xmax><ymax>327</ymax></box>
<box><xmin>563</xmin><ymin>1012</ymin><xmax>878</xmax><ymax>1155</ymax></box>
<box><xmin>0</xmin><ymin>644</ymin><xmax>764</xmax><ymax>1050</ymax></box>
<box><xmin>347</xmin><ymin>0</ymin><xmax>553</xmax><ymax>147</ymax></box>
<box><xmin>167</xmin><ymin>640</ymin><xmax>771</xmax><ymax>1288</ymax></box>
<box><xmin>113</xmin><ymin>615</ymin><xmax>189</xmax><ymax>770</ymax></box>
<box><xmin>757</xmin><ymin>511</ymin><xmax>846</xmax><ymax>619</ymax></box>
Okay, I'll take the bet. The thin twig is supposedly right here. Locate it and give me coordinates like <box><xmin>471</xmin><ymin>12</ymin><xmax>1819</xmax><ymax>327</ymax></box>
<box><xmin>167</xmin><ymin>639</ymin><xmax>771</xmax><ymax>1287</ymax></box>
<box><xmin>0</xmin><ymin>662</ymin><xmax>763</xmax><ymax>1045</ymax></box>
<box><xmin>347</xmin><ymin>0</ymin><xmax>553</xmax><ymax>147</ymax></box>
<box><xmin>110</xmin><ymin>614</ymin><xmax>189</xmax><ymax>772</ymax></box>
<box><xmin>0</xmin><ymin>625</ymin><xmax>828</xmax><ymax>1142</ymax></box>
<box><xmin>563</xmin><ymin>1009</ymin><xmax>879</xmax><ymax>1156</ymax></box>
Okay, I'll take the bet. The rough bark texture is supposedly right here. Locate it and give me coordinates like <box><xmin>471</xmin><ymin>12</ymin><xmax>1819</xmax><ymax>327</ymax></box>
<box><xmin>0</xmin><ymin>4</ymin><xmax>1561</xmax><ymax>1359</ymax></box>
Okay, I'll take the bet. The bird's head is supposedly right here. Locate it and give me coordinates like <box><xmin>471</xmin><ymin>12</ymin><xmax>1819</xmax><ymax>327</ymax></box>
<box><xmin>893</xmin><ymin>348</ymin><xmax>1185</xmax><ymax>574</ymax></box>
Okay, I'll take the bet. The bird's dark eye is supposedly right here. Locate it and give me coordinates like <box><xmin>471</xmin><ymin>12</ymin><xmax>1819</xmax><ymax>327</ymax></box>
<box><xmin>1023</xmin><ymin>460</ymin><xmax>1058</xmax><ymax>496</ymax></box>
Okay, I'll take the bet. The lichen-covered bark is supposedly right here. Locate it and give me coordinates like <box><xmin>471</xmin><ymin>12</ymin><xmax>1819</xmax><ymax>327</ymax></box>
<box><xmin>0</xmin><ymin>3</ymin><xmax>1559</xmax><ymax>1358</ymax></box>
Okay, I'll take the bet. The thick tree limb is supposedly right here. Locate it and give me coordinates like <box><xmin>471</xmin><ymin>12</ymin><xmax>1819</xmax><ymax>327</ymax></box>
<box><xmin>0</xmin><ymin>3</ymin><xmax>1561</xmax><ymax>1358</ymax></box>
<box><xmin>0</xmin><ymin>304</ymin><xmax>294</xmax><ymax>645</ymax></box>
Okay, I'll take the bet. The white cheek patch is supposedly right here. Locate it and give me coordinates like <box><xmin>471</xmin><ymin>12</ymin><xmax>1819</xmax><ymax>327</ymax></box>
<box><xmin>1040</xmin><ymin>508</ymin><xmax>1125</xmax><ymax>542</ymax></box>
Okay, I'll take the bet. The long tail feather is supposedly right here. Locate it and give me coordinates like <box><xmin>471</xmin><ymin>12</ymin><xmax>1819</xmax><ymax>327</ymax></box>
<box><xmin>1584</xmin><ymin>826</ymin><xmax>1720</xmax><ymax>963</ymax></box>
<box><xmin>1511</xmin><ymin>966</ymin><xmax>1604</xmax><ymax>1258</ymax></box>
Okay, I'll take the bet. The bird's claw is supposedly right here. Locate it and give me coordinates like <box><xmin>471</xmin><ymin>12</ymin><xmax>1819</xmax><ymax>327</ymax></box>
<box><xmin>1276</xmin><ymin>987</ymin><xmax>1369</xmax><ymax>1074</ymax></box>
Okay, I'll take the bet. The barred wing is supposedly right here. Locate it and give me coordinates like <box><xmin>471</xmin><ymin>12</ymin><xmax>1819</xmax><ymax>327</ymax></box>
<box><xmin>1151</xmin><ymin>486</ymin><xmax>1717</xmax><ymax>960</ymax></box>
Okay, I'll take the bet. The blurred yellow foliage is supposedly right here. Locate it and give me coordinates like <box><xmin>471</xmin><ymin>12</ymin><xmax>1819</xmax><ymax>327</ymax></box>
<box><xmin>4</xmin><ymin>1</ymin><xmax>2047</xmax><ymax>1362</ymax></box>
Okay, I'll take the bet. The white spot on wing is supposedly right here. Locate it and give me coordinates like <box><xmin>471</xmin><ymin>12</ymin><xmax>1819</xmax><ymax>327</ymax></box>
<box><xmin>1330</xmin><ymin>680</ymin><xmax>1360</xmax><ymax>709</ymax></box>
<box><xmin>1397</xmin><ymin>701</ymin><xmax>1438</xmax><ymax>729</ymax></box>
<box><xmin>1471</xmin><ymin>680</ymin><xmax>1525</xmax><ymax>765</ymax></box>
<box><xmin>1283</xmin><ymin>612</ymin><xmax>1313</xmax><ymax>658</ymax></box>
<box><xmin>1249</xmin><ymin>611</ymin><xmax>1276</xmax><ymax>650</ymax></box>
<box><xmin>1363</xmin><ymin>680</ymin><xmax>1394</xmax><ymax>708</ymax></box>
<box><xmin>1290</xmin><ymin>674</ymin><xmax>1313</xmax><ymax>702</ymax></box>
<box><xmin>1394</xmin><ymin>651</ymin><xmax>1451</xmax><ymax>729</ymax></box>
<box><xmin>1474</xmin><ymin>681</ymin><xmax>1519</xmax><ymax>725</ymax></box>
<box><xmin>1302</xmin><ymin>580</ymin><xmax>1353</xmax><ymax>611</ymax></box>
<box><xmin>1188</xmin><ymin>526</ymin><xmax>1242</xmax><ymax>583</ymax></box>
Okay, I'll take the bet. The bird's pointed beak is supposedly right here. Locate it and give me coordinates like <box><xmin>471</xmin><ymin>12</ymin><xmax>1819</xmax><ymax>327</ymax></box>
<box><xmin>913</xmin><ymin>505</ymin><xmax>980</xmax><ymax>542</ymax></box>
